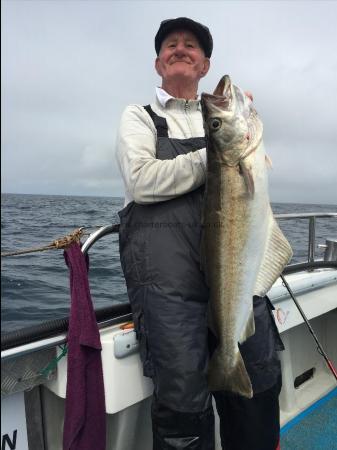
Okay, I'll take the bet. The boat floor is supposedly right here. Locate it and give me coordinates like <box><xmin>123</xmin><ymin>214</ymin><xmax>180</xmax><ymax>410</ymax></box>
<box><xmin>280</xmin><ymin>387</ymin><xmax>337</xmax><ymax>449</ymax></box>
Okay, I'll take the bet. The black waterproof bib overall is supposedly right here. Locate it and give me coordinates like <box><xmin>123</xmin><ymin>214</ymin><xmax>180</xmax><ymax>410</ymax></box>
<box><xmin>118</xmin><ymin>106</ymin><xmax>283</xmax><ymax>450</ymax></box>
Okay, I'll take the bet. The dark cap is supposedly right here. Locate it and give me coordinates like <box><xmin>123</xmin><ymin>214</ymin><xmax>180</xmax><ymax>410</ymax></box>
<box><xmin>155</xmin><ymin>17</ymin><xmax>213</xmax><ymax>58</ymax></box>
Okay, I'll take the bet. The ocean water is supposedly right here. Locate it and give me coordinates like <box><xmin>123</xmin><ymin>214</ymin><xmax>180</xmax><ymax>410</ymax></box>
<box><xmin>1</xmin><ymin>193</ymin><xmax>336</xmax><ymax>334</ymax></box>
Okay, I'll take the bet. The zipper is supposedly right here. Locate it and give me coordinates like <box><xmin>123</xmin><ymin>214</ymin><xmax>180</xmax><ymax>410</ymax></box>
<box><xmin>184</xmin><ymin>100</ymin><xmax>194</xmax><ymax>135</ymax></box>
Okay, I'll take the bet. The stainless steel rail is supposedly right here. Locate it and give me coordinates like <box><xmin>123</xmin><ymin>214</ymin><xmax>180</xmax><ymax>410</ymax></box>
<box><xmin>274</xmin><ymin>213</ymin><xmax>337</xmax><ymax>263</ymax></box>
<box><xmin>81</xmin><ymin>213</ymin><xmax>337</xmax><ymax>264</ymax></box>
<box><xmin>2</xmin><ymin>212</ymin><xmax>336</xmax><ymax>360</ymax></box>
<box><xmin>81</xmin><ymin>224</ymin><xmax>119</xmax><ymax>254</ymax></box>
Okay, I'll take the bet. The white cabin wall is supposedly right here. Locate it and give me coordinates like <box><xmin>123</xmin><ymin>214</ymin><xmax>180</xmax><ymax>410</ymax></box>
<box><xmin>41</xmin><ymin>386</ymin><xmax>154</xmax><ymax>450</ymax></box>
<box><xmin>279</xmin><ymin>309</ymin><xmax>337</xmax><ymax>426</ymax></box>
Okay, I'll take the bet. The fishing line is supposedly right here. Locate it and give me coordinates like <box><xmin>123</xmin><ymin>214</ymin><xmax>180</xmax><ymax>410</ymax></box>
<box><xmin>280</xmin><ymin>273</ymin><xmax>337</xmax><ymax>382</ymax></box>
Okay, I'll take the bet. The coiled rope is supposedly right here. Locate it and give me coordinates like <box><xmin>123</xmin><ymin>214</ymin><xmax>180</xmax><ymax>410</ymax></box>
<box><xmin>1</xmin><ymin>227</ymin><xmax>87</xmax><ymax>257</ymax></box>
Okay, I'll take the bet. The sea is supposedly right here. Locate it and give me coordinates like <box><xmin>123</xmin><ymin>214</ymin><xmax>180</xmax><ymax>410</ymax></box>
<box><xmin>1</xmin><ymin>193</ymin><xmax>336</xmax><ymax>335</ymax></box>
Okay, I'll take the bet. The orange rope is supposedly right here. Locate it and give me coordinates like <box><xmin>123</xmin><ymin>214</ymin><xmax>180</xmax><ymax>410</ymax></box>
<box><xmin>1</xmin><ymin>228</ymin><xmax>86</xmax><ymax>257</ymax></box>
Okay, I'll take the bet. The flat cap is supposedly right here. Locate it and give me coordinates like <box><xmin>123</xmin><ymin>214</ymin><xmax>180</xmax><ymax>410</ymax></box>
<box><xmin>155</xmin><ymin>17</ymin><xmax>213</xmax><ymax>58</ymax></box>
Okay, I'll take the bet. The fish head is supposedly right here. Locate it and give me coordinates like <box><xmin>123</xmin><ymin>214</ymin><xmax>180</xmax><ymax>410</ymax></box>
<box><xmin>201</xmin><ymin>75</ymin><xmax>256</xmax><ymax>166</ymax></box>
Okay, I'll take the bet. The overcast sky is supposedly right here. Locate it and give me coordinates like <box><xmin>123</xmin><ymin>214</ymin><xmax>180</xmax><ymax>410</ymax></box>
<box><xmin>1</xmin><ymin>0</ymin><xmax>337</xmax><ymax>204</ymax></box>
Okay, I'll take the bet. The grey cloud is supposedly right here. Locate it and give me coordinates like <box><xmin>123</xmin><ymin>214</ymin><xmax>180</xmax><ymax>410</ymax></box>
<box><xmin>2</xmin><ymin>0</ymin><xmax>337</xmax><ymax>205</ymax></box>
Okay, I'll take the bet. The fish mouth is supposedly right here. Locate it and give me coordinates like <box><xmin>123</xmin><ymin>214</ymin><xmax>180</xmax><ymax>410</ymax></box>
<box><xmin>201</xmin><ymin>93</ymin><xmax>231</xmax><ymax>109</ymax></box>
<box><xmin>213</xmin><ymin>74</ymin><xmax>232</xmax><ymax>97</ymax></box>
<box><xmin>201</xmin><ymin>75</ymin><xmax>233</xmax><ymax>111</ymax></box>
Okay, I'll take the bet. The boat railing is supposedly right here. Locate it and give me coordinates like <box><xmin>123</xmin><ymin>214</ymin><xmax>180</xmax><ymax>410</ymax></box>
<box><xmin>2</xmin><ymin>212</ymin><xmax>336</xmax><ymax>357</ymax></box>
<box><xmin>82</xmin><ymin>212</ymin><xmax>337</xmax><ymax>266</ymax></box>
<box><xmin>274</xmin><ymin>213</ymin><xmax>337</xmax><ymax>264</ymax></box>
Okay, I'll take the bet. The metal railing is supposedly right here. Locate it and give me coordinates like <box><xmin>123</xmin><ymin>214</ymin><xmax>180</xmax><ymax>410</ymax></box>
<box><xmin>274</xmin><ymin>213</ymin><xmax>337</xmax><ymax>264</ymax></box>
<box><xmin>82</xmin><ymin>212</ymin><xmax>337</xmax><ymax>264</ymax></box>
<box><xmin>2</xmin><ymin>212</ymin><xmax>336</xmax><ymax>358</ymax></box>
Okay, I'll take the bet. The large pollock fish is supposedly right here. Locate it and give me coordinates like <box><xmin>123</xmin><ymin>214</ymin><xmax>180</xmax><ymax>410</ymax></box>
<box><xmin>200</xmin><ymin>75</ymin><xmax>293</xmax><ymax>398</ymax></box>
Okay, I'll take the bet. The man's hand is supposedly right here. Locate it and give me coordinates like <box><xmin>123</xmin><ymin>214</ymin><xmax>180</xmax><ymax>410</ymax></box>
<box><xmin>244</xmin><ymin>91</ymin><xmax>253</xmax><ymax>102</ymax></box>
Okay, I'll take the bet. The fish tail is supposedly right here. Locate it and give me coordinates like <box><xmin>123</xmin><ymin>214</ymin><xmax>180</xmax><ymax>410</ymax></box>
<box><xmin>208</xmin><ymin>349</ymin><xmax>253</xmax><ymax>398</ymax></box>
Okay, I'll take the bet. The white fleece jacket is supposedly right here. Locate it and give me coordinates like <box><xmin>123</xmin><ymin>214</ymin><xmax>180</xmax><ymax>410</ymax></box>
<box><xmin>116</xmin><ymin>90</ymin><xmax>207</xmax><ymax>206</ymax></box>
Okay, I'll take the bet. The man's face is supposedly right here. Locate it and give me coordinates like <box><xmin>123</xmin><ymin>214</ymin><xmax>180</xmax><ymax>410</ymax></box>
<box><xmin>155</xmin><ymin>30</ymin><xmax>210</xmax><ymax>84</ymax></box>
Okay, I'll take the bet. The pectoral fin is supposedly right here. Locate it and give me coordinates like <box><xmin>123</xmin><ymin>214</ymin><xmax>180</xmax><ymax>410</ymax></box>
<box><xmin>239</xmin><ymin>160</ymin><xmax>255</xmax><ymax>196</ymax></box>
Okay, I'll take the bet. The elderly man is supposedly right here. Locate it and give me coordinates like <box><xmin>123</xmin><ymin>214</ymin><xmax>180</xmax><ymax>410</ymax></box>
<box><xmin>116</xmin><ymin>17</ymin><xmax>282</xmax><ymax>450</ymax></box>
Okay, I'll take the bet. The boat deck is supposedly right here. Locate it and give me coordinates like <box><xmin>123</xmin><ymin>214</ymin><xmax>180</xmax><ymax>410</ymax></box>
<box><xmin>280</xmin><ymin>387</ymin><xmax>337</xmax><ymax>449</ymax></box>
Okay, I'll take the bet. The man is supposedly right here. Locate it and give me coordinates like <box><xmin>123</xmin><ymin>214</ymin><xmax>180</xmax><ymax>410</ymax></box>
<box><xmin>116</xmin><ymin>17</ymin><xmax>283</xmax><ymax>450</ymax></box>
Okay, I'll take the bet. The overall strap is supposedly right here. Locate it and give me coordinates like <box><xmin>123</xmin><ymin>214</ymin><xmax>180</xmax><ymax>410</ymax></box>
<box><xmin>143</xmin><ymin>105</ymin><xmax>169</xmax><ymax>138</ymax></box>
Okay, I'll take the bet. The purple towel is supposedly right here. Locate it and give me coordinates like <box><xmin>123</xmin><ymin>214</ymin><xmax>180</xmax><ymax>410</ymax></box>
<box><xmin>63</xmin><ymin>242</ymin><xmax>106</xmax><ymax>450</ymax></box>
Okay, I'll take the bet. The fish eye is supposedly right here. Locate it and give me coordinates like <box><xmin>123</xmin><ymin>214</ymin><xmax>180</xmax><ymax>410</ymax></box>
<box><xmin>210</xmin><ymin>118</ymin><xmax>222</xmax><ymax>130</ymax></box>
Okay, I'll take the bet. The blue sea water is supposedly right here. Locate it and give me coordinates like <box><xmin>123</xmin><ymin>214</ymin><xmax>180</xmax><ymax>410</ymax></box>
<box><xmin>1</xmin><ymin>193</ymin><xmax>336</xmax><ymax>334</ymax></box>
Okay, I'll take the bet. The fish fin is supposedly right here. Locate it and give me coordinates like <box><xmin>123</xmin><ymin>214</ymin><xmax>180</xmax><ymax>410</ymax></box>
<box><xmin>208</xmin><ymin>348</ymin><xmax>253</xmax><ymax>398</ymax></box>
<box><xmin>208</xmin><ymin>313</ymin><xmax>254</xmax><ymax>397</ymax></box>
<box><xmin>239</xmin><ymin>160</ymin><xmax>255</xmax><ymax>196</ymax></box>
<box><xmin>265</xmin><ymin>154</ymin><xmax>273</xmax><ymax>169</ymax></box>
<box><xmin>254</xmin><ymin>215</ymin><xmax>293</xmax><ymax>297</ymax></box>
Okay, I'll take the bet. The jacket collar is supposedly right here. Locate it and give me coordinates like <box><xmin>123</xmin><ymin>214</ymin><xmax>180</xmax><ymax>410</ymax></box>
<box><xmin>155</xmin><ymin>87</ymin><xmax>200</xmax><ymax>108</ymax></box>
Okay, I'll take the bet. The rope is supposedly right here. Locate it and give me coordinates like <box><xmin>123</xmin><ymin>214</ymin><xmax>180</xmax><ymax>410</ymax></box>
<box><xmin>40</xmin><ymin>344</ymin><xmax>68</xmax><ymax>379</ymax></box>
<box><xmin>1</xmin><ymin>227</ymin><xmax>88</xmax><ymax>257</ymax></box>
